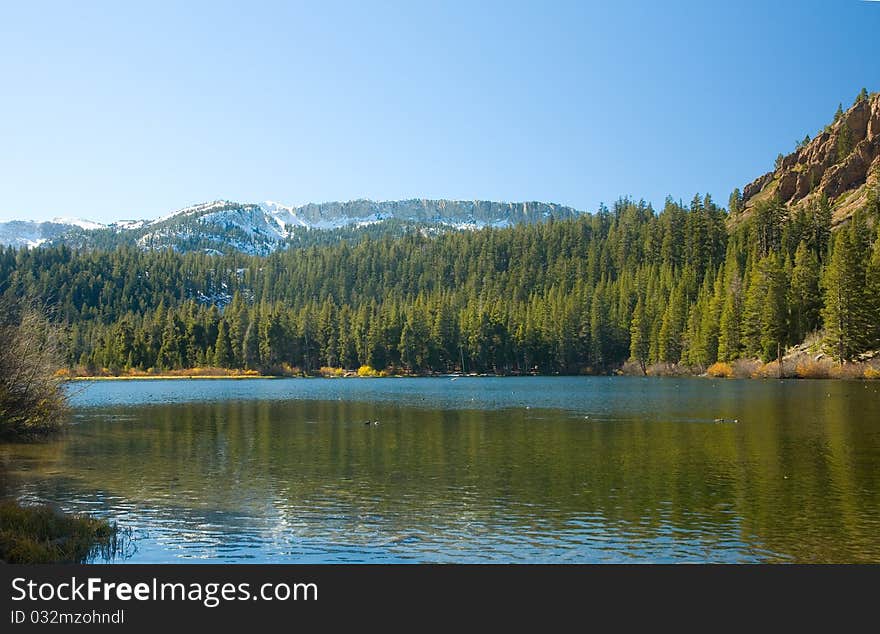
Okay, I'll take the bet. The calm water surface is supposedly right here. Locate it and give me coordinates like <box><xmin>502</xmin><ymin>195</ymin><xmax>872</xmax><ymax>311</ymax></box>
<box><xmin>1</xmin><ymin>377</ymin><xmax>879</xmax><ymax>563</ymax></box>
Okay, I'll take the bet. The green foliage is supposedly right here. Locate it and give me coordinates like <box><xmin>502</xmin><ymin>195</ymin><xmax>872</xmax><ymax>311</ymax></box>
<box><xmin>728</xmin><ymin>188</ymin><xmax>742</xmax><ymax>216</ymax></box>
<box><xmin>717</xmin><ymin>253</ymin><xmax>743</xmax><ymax>361</ymax></box>
<box><xmin>759</xmin><ymin>253</ymin><xmax>788</xmax><ymax>363</ymax></box>
<box><xmin>1</xmin><ymin>191</ymin><xmax>879</xmax><ymax>374</ymax></box>
<box><xmin>836</xmin><ymin>122</ymin><xmax>854</xmax><ymax>163</ymax></box>
<box><xmin>822</xmin><ymin>212</ymin><xmax>874</xmax><ymax>361</ymax></box>
<box><xmin>629</xmin><ymin>295</ymin><xmax>649</xmax><ymax>373</ymax></box>
<box><xmin>789</xmin><ymin>241</ymin><xmax>822</xmax><ymax>343</ymax></box>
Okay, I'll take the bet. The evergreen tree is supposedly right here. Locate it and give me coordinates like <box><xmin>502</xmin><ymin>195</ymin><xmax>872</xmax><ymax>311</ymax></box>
<box><xmin>789</xmin><ymin>240</ymin><xmax>821</xmax><ymax>343</ymax></box>
<box><xmin>837</xmin><ymin>122</ymin><xmax>854</xmax><ymax>163</ymax></box>
<box><xmin>213</xmin><ymin>320</ymin><xmax>234</xmax><ymax>368</ymax></box>
<box><xmin>242</xmin><ymin>317</ymin><xmax>261</xmax><ymax>370</ymax></box>
<box><xmin>728</xmin><ymin>188</ymin><xmax>743</xmax><ymax>216</ymax></box>
<box><xmin>741</xmin><ymin>258</ymin><xmax>765</xmax><ymax>358</ymax></box>
<box><xmin>867</xmin><ymin>230</ymin><xmax>880</xmax><ymax>349</ymax></box>
<box><xmin>589</xmin><ymin>283</ymin><xmax>610</xmax><ymax>368</ymax></box>
<box><xmin>822</xmin><ymin>212</ymin><xmax>872</xmax><ymax>361</ymax></box>
<box><xmin>629</xmin><ymin>295</ymin><xmax>649</xmax><ymax>374</ymax></box>
<box><xmin>759</xmin><ymin>253</ymin><xmax>788</xmax><ymax>366</ymax></box>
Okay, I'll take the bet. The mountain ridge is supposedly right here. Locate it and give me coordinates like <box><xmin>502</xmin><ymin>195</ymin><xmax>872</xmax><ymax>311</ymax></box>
<box><xmin>4</xmin><ymin>91</ymin><xmax>879</xmax><ymax>253</ymax></box>
<box><xmin>0</xmin><ymin>198</ymin><xmax>584</xmax><ymax>254</ymax></box>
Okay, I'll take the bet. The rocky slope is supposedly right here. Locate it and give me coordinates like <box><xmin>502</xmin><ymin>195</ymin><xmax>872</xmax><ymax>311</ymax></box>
<box><xmin>741</xmin><ymin>92</ymin><xmax>880</xmax><ymax>223</ymax></box>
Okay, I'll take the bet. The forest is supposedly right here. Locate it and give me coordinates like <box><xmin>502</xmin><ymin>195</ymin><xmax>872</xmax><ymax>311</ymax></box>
<box><xmin>1</xmin><ymin>186</ymin><xmax>878</xmax><ymax>378</ymax></box>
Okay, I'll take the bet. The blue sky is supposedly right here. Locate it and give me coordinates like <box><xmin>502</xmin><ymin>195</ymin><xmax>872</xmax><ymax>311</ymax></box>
<box><xmin>1</xmin><ymin>1</ymin><xmax>877</xmax><ymax>223</ymax></box>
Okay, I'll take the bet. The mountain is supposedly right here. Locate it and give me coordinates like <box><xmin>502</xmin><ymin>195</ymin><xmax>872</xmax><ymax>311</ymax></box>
<box><xmin>739</xmin><ymin>91</ymin><xmax>880</xmax><ymax>224</ymax></box>
<box><xmin>4</xmin><ymin>92</ymin><xmax>877</xmax><ymax>254</ymax></box>
<box><xmin>0</xmin><ymin>199</ymin><xmax>583</xmax><ymax>255</ymax></box>
<box><xmin>0</xmin><ymin>218</ymin><xmax>105</xmax><ymax>249</ymax></box>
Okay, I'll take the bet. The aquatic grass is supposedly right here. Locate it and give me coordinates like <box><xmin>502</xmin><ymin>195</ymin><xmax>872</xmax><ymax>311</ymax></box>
<box><xmin>0</xmin><ymin>500</ymin><xmax>121</xmax><ymax>564</ymax></box>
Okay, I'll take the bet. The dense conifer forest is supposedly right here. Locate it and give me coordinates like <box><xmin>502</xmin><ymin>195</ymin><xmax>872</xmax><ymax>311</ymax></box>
<box><xmin>2</xmin><ymin>188</ymin><xmax>878</xmax><ymax>377</ymax></box>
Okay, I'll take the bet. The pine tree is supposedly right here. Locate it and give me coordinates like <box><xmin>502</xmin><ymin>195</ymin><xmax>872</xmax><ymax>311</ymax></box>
<box><xmin>867</xmin><ymin>230</ymin><xmax>880</xmax><ymax>349</ymax></box>
<box><xmin>789</xmin><ymin>241</ymin><xmax>821</xmax><ymax>343</ymax></box>
<box><xmin>809</xmin><ymin>194</ymin><xmax>832</xmax><ymax>261</ymax></box>
<box><xmin>589</xmin><ymin>283</ymin><xmax>609</xmax><ymax>368</ymax></box>
<box><xmin>728</xmin><ymin>188</ymin><xmax>742</xmax><ymax>216</ymax></box>
<box><xmin>629</xmin><ymin>295</ymin><xmax>649</xmax><ymax>374</ymax></box>
<box><xmin>822</xmin><ymin>212</ymin><xmax>872</xmax><ymax>361</ymax></box>
<box><xmin>213</xmin><ymin>320</ymin><xmax>234</xmax><ymax>368</ymax></box>
<box><xmin>759</xmin><ymin>253</ymin><xmax>788</xmax><ymax>366</ymax></box>
<box><xmin>741</xmin><ymin>257</ymin><xmax>765</xmax><ymax>358</ymax></box>
<box><xmin>658</xmin><ymin>280</ymin><xmax>688</xmax><ymax>364</ymax></box>
<box><xmin>399</xmin><ymin>319</ymin><xmax>416</xmax><ymax>372</ymax></box>
<box><xmin>837</xmin><ymin>122</ymin><xmax>854</xmax><ymax>163</ymax></box>
<box><xmin>242</xmin><ymin>317</ymin><xmax>261</xmax><ymax>370</ymax></box>
<box><xmin>157</xmin><ymin>312</ymin><xmax>184</xmax><ymax>370</ymax></box>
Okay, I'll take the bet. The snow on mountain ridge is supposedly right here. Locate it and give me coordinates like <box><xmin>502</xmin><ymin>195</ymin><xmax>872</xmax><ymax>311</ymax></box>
<box><xmin>1</xmin><ymin>198</ymin><xmax>584</xmax><ymax>252</ymax></box>
<box><xmin>50</xmin><ymin>217</ymin><xmax>106</xmax><ymax>230</ymax></box>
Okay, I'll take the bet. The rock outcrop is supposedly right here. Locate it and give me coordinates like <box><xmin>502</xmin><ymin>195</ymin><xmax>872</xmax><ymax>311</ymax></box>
<box><xmin>741</xmin><ymin>92</ymin><xmax>880</xmax><ymax>223</ymax></box>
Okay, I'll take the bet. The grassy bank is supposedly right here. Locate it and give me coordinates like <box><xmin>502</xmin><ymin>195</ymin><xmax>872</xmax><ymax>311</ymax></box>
<box><xmin>620</xmin><ymin>356</ymin><xmax>880</xmax><ymax>379</ymax></box>
<box><xmin>0</xmin><ymin>500</ymin><xmax>120</xmax><ymax>564</ymax></box>
<box><xmin>73</xmin><ymin>374</ymin><xmax>281</xmax><ymax>381</ymax></box>
<box><xmin>67</xmin><ymin>362</ymin><xmax>880</xmax><ymax>381</ymax></box>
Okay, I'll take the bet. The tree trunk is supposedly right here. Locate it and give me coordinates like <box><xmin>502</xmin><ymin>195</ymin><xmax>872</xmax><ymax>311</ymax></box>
<box><xmin>777</xmin><ymin>341</ymin><xmax>782</xmax><ymax>378</ymax></box>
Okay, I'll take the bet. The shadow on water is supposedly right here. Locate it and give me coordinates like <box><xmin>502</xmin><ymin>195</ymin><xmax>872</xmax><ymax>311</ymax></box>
<box><xmin>1</xmin><ymin>377</ymin><xmax>879</xmax><ymax>562</ymax></box>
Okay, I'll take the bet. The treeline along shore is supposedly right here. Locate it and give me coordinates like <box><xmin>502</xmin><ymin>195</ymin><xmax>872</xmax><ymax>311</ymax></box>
<box><xmin>3</xmin><ymin>192</ymin><xmax>880</xmax><ymax>381</ymax></box>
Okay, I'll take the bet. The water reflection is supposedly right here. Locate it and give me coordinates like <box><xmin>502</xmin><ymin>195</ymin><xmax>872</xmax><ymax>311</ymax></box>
<box><xmin>1</xmin><ymin>377</ymin><xmax>879</xmax><ymax>562</ymax></box>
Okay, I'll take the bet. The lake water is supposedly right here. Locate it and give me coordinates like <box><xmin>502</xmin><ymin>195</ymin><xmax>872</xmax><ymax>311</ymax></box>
<box><xmin>2</xmin><ymin>377</ymin><xmax>879</xmax><ymax>563</ymax></box>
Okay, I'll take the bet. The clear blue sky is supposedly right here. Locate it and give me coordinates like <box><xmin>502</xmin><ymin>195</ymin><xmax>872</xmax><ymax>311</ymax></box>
<box><xmin>1</xmin><ymin>1</ymin><xmax>877</xmax><ymax>223</ymax></box>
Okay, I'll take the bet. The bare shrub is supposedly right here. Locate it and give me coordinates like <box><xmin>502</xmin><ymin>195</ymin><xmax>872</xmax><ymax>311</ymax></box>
<box><xmin>0</xmin><ymin>298</ymin><xmax>69</xmax><ymax>440</ymax></box>
<box><xmin>830</xmin><ymin>362</ymin><xmax>867</xmax><ymax>379</ymax></box>
<box><xmin>795</xmin><ymin>359</ymin><xmax>833</xmax><ymax>379</ymax></box>
<box><xmin>732</xmin><ymin>359</ymin><xmax>761</xmax><ymax>379</ymax></box>
<box><xmin>619</xmin><ymin>360</ymin><xmax>647</xmax><ymax>376</ymax></box>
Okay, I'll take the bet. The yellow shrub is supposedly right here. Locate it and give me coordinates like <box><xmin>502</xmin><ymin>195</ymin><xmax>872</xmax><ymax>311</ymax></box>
<box><xmin>795</xmin><ymin>360</ymin><xmax>828</xmax><ymax>378</ymax></box>
<box><xmin>319</xmin><ymin>366</ymin><xmax>345</xmax><ymax>377</ymax></box>
<box><xmin>357</xmin><ymin>365</ymin><xmax>379</xmax><ymax>377</ymax></box>
<box><xmin>279</xmin><ymin>363</ymin><xmax>301</xmax><ymax>377</ymax></box>
<box><xmin>828</xmin><ymin>363</ymin><xmax>865</xmax><ymax>379</ymax></box>
<box><xmin>706</xmin><ymin>362</ymin><xmax>733</xmax><ymax>378</ymax></box>
<box><xmin>864</xmin><ymin>367</ymin><xmax>880</xmax><ymax>380</ymax></box>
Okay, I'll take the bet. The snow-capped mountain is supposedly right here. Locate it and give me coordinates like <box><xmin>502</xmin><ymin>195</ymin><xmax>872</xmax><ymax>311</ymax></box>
<box><xmin>0</xmin><ymin>219</ymin><xmax>100</xmax><ymax>249</ymax></box>
<box><xmin>0</xmin><ymin>198</ymin><xmax>583</xmax><ymax>254</ymax></box>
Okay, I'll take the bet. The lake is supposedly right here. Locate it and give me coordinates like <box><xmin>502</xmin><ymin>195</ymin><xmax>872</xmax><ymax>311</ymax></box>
<box><xmin>1</xmin><ymin>376</ymin><xmax>879</xmax><ymax>563</ymax></box>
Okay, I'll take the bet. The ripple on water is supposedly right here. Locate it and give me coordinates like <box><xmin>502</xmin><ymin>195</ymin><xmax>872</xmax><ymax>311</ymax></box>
<box><xmin>2</xmin><ymin>377</ymin><xmax>878</xmax><ymax>562</ymax></box>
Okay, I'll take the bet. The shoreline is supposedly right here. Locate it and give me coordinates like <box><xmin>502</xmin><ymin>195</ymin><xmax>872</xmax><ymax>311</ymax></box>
<box><xmin>67</xmin><ymin>371</ymin><xmax>880</xmax><ymax>381</ymax></box>
<box><xmin>71</xmin><ymin>374</ymin><xmax>283</xmax><ymax>381</ymax></box>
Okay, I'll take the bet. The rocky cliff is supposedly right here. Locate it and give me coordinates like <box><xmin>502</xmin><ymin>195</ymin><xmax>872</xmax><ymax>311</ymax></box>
<box><xmin>741</xmin><ymin>92</ymin><xmax>880</xmax><ymax>223</ymax></box>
